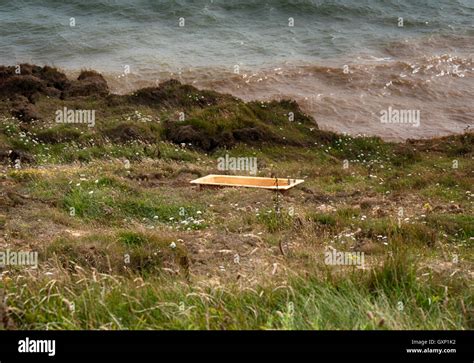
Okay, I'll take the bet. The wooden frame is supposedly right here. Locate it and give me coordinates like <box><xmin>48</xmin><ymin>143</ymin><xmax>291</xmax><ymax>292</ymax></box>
<box><xmin>190</xmin><ymin>174</ymin><xmax>304</xmax><ymax>190</ymax></box>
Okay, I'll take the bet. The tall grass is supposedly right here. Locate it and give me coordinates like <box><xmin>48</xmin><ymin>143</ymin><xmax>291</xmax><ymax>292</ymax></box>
<box><xmin>2</xmin><ymin>245</ymin><xmax>470</xmax><ymax>330</ymax></box>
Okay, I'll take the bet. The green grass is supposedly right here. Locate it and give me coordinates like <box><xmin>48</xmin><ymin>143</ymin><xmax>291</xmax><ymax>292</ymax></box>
<box><xmin>1</xmin><ymin>73</ymin><xmax>473</xmax><ymax>331</ymax></box>
<box><xmin>426</xmin><ymin>214</ymin><xmax>474</xmax><ymax>241</ymax></box>
<box><xmin>257</xmin><ymin>207</ymin><xmax>294</xmax><ymax>233</ymax></box>
<box><xmin>3</xmin><ymin>247</ymin><xmax>470</xmax><ymax>330</ymax></box>
<box><xmin>45</xmin><ymin>231</ymin><xmax>186</xmax><ymax>276</ymax></box>
<box><xmin>61</xmin><ymin>188</ymin><xmax>207</xmax><ymax>230</ymax></box>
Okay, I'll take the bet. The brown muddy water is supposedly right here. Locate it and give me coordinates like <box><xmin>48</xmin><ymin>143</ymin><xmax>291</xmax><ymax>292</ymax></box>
<box><xmin>104</xmin><ymin>49</ymin><xmax>473</xmax><ymax>141</ymax></box>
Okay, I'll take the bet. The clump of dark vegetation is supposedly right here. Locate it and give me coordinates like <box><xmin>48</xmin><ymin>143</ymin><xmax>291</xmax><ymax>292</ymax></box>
<box><xmin>128</xmin><ymin>79</ymin><xmax>223</xmax><ymax>109</ymax></box>
<box><xmin>104</xmin><ymin>122</ymin><xmax>160</xmax><ymax>143</ymax></box>
<box><xmin>407</xmin><ymin>132</ymin><xmax>473</xmax><ymax>156</ymax></box>
<box><xmin>10</xmin><ymin>95</ymin><xmax>41</xmax><ymax>122</ymax></box>
<box><xmin>0</xmin><ymin>65</ymin><xmax>109</xmax><ymax>123</ymax></box>
<box><xmin>63</xmin><ymin>70</ymin><xmax>109</xmax><ymax>98</ymax></box>
<box><xmin>1</xmin><ymin>64</ymin><xmax>69</xmax><ymax>101</ymax></box>
<box><xmin>34</xmin><ymin>125</ymin><xmax>85</xmax><ymax>143</ymax></box>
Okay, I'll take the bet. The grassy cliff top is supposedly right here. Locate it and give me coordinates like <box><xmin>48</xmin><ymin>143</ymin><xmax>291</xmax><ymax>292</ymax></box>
<box><xmin>0</xmin><ymin>65</ymin><xmax>472</xmax><ymax>330</ymax></box>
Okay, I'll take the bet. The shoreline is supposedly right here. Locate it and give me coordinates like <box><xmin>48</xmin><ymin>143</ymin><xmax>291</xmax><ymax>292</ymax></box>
<box><xmin>0</xmin><ymin>64</ymin><xmax>472</xmax><ymax>148</ymax></box>
<box><xmin>3</xmin><ymin>61</ymin><xmax>474</xmax><ymax>143</ymax></box>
